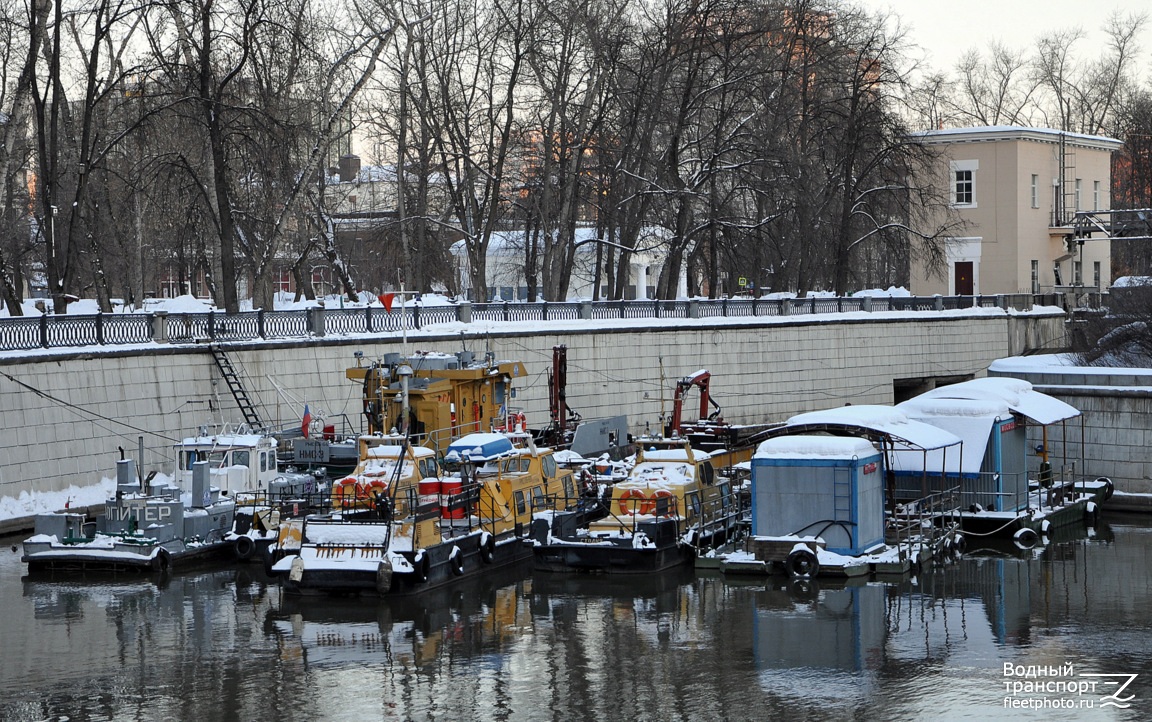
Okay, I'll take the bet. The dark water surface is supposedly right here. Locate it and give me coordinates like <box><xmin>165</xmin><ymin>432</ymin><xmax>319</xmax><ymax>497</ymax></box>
<box><xmin>4</xmin><ymin>516</ymin><xmax>1152</xmax><ymax>721</ymax></box>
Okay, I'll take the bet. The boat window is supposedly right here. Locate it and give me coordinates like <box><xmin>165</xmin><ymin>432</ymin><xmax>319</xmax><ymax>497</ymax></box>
<box><xmin>494</xmin><ymin>380</ymin><xmax>506</xmax><ymax>405</ymax></box>
<box><xmin>700</xmin><ymin>462</ymin><xmax>715</xmax><ymax>486</ymax></box>
<box><xmin>532</xmin><ymin>486</ymin><xmax>545</xmax><ymax>511</ymax></box>
<box><xmin>514</xmin><ymin>490</ymin><xmax>527</xmax><ymax>515</ymax></box>
<box><xmin>542</xmin><ymin>455</ymin><xmax>557</xmax><ymax>479</ymax></box>
<box><xmin>502</xmin><ymin>458</ymin><xmax>530</xmax><ymax>474</ymax></box>
<box><xmin>233</xmin><ymin>450</ymin><xmax>250</xmax><ymax>468</ymax></box>
<box><xmin>563</xmin><ymin>477</ymin><xmax>574</xmax><ymax>500</ymax></box>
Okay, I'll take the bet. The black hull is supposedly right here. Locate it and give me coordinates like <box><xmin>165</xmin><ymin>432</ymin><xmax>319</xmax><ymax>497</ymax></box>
<box><xmin>282</xmin><ymin>533</ymin><xmax>532</xmax><ymax>596</ymax></box>
<box><xmin>533</xmin><ymin>541</ymin><xmax>693</xmax><ymax>574</ymax></box>
<box><xmin>23</xmin><ymin>541</ymin><xmax>235</xmax><ymax>574</ymax></box>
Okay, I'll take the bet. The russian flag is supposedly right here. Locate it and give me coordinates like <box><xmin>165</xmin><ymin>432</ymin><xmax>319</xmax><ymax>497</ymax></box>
<box><xmin>302</xmin><ymin>404</ymin><xmax>312</xmax><ymax>438</ymax></box>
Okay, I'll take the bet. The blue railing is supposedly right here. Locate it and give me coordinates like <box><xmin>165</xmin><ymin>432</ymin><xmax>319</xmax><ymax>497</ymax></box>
<box><xmin>0</xmin><ymin>294</ymin><xmax>1059</xmax><ymax>352</ymax></box>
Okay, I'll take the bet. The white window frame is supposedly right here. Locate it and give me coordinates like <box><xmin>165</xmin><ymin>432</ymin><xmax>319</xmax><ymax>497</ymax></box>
<box><xmin>1030</xmin><ymin>174</ymin><xmax>1039</xmax><ymax>208</ymax></box>
<box><xmin>1075</xmin><ymin>178</ymin><xmax>1082</xmax><ymax>211</ymax></box>
<box><xmin>1093</xmin><ymin>180</ymin><xmax>1101</xmax><ymax>210</ymax></box>
<box><xmin>950</xmin><ymin>160</ymin><xmax>978</xmax><ymax>208</ymax></box>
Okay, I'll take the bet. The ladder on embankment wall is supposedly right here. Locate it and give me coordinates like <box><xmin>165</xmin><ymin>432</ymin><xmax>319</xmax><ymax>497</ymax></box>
<box><xmin>209</xmin><ymin>345</ymin><xmax>264</xmax><ymax>430</ymax></box>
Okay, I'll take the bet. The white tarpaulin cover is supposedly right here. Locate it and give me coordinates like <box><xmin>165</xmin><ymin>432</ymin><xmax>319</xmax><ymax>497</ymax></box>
<box><xmin>782</xmin><ymin>405</ymin><xmax>963</xmax><ymax>451</ymax></box>
<box><xmin>912</xmin><ymin>377</ymin><xmax>1080</xmax><ymax>425</ymax></box>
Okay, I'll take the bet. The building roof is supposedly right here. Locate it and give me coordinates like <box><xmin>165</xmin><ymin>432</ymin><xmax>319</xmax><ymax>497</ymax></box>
<box><xmin>911</xmin><ymin>125</ymin><xmax>1123</xmax><ymax>151</ymax></box>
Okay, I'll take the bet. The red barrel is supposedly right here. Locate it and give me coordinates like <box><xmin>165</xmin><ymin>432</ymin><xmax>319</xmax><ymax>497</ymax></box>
<box><xmin>322</xmin><ymin>424</ymin><xmax>336</xmax><ymax>441</ymax></box>
<box><xmin>418</xmin><ymin>479</ymin><xmax>441</xmax><ymax>508</ymax></box>
<box><xmin>440</xmin><ymin>478</ymin><xmax>465</xmax><ymax>519</ymax></box>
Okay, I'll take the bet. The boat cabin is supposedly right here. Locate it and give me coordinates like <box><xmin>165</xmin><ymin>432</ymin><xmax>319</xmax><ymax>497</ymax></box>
<box><xmin>588</xmin><ymin>440</ymin><xmax>730</xmax><ymax>537</ymax></box>
<box><xmin>174</xmin><ymin>431</ymin><xmax>282</xmax><ymax>495</ymax></box>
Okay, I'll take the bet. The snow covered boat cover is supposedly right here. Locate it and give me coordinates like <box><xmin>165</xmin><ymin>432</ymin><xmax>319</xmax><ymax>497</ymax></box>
<box><xmin>910</xmin><ymin>377</ymin><xmax>1079</xmax><ymax>425</ymax></box>
<box><xmin>781</xmin><ymin>404</ymin><xmax>962</xmax><ymax>450</ymax></box>
<box><xmin>445</xmin><ymin>433</ymin><xmax>515</xmax><ymax>462</ymax></box>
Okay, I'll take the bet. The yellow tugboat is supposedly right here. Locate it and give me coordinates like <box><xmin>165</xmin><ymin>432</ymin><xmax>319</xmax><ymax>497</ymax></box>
<box><xmin>272</xmin><ymin>431</ymin><xmax>581</xmax><ymax>595</ymax></box>
<box><xmin>532</xmin><ymin>437</ymin><xmax>741</xmax><ymax>573</ymax></box>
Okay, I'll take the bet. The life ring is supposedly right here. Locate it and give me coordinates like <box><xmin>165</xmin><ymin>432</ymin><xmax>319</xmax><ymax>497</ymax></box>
<box><xmin>652</xmin><ymin>490</ymin><xmax>677</xmax><ymax>517</ymax></box>
<box><xmin>1013</xmin><ymin>527</ymin><xmax>1040</xmax><ymax>549</ymax></box>
<box><xmin>617</xmin><ymin>488</ymin><xmax>653</xmax><ymax>516</ymax></box>
<box><xmin>235</xmin><ymin>535</ymin><xmax>255</xmax><ymax>561</ymax></box>
<box><xmin>334</xmin><ymin>478</ymin><xmax>359</xmax><ymax>507</ymax></box>
<box><xmin>513</xmin><ymin>411</ymin><xmax>527</xmax><ymax>432</ymax></box>
<box><xmin>480</xmin><ymin>533</ymin><xmax>495</xmax><ymax>564</ymax></box>
<box><xmin>450</xmin><ymin>546</ymin><xmax>465</xmax><ymax>576</ymax></box>
<box><xmin>785</xmin><ymin>547</ymin><xmax>820</xmax><ymax>578</ymax></box>
<box><xmin>412</xmin><ymin>551</ymin><xmax>430</xmax><ymax>583</ymax></box>
<box><xmin>1097</xmin><ymin>477</ymin><xmax>1114</xmax><ymax>501</ymax></box>
<box><xmin>357</xmin><ymin>480</ymin><xmax>388</xmax><ymax>500</ymax></box>
<box><xmin>152</xmin><ymin>548</ymin><xmax>172</xmax><ymax>573</ymax></box>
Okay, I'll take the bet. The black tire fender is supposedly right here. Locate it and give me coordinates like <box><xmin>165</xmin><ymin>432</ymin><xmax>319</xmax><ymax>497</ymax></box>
<box><xmin>450</xmin><ymin>546</ymin><xmax>465</xmax><ymax>576</ymax></box>
<box><xmin>234</xmin><ymin>535</ymin><xmax>255</xmax><ymax>561</ymax></box>
<box><xmin>480</xmin><ymin>533</ymin><xmax>495</xmax><ymax>564</ymax></box>
<box><xmin>413</xmin><ymin>551</ymin><xmax>431</xmax><ymax>583</ymax></box>
<box><xmin>152</xmin><ymin>548</ymin><xmax>172</xmax><ymax>573</ymax></box>
<box><xmin>785</xmin><ymin>547</ymin><xmax>820</xmax><ymax>578</ymax></box>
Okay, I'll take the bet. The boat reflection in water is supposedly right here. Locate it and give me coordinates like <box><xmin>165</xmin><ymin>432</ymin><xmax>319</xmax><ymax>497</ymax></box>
<box><xmin>5</xmin><ymin>516</ymin><xmax>1152</xmax><ymax>721</ymax></box>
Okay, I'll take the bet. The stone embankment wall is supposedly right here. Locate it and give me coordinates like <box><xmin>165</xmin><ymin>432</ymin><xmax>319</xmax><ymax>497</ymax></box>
<box><xmin>989</xmin><ymin>365</ymin><xmax>1152</xmax><ymax>496</ymax></box>
<box><xmin>1</xmin><ymin>310</ymin><xmax>1066</xmax><ymax>516</ymax></box>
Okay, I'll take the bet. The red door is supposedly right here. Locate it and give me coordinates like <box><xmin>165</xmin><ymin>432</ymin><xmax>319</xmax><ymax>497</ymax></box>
<box><xmin>954</xmin><ymin>262</ymin><xmax>974</xmax><ymax>295</ymax></box>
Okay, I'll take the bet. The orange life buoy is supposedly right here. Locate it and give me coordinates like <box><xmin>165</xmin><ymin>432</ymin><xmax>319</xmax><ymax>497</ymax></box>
<box><xmin>334</xmin><ymin>477</ymin><xmax>359</xmax><ymax>508</ymax></box>
<box><xmin>652</xmin><ymin>490</ymin><xmax>677</xmax><ymax>516</ymax></box>
<box><xmin>514</xmin><ymin>411</ymin><xmax>527</xmax><ymax>432</ymax></box>
<box><xmin>357</xmin><ymin>480</ymin><xmax>388</xmax><ymax>500</ymax></box>
<box><xmin>617</xmin><ymin>488</ymin><xmax>653</xmax><ymax>516</ymax></box>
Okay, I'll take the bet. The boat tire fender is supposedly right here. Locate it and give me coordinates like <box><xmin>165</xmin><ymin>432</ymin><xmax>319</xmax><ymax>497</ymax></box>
<box><xmin>264</xmin><ymin>547</ymin><xmax>285</xmax><ymax>576</ymax></box>
<box><xmin>413</xmin><ymin>552</ymin><xmax>431</xmax><ymax>584</ymax></box>
<box><xmin>1098</xmin><ymin>477</ymin><xmax>1114</xmax><ymax>501</ymax></box>
<box><xmin>153</xmin><ymin>548</ymin><xmax>172</xmax><ymax>573</ymax></box>
<box><xmin>952</xmin><ymin>534</ymin><xmax>966</xmax><ymax>555</ymax></box>
<box><xmin>235</xmin><ymin>535</ymin><xmax>255</xmax><ymax>561</ymax></box>
<box><xmin>480</xmin><ymin>533</ymin><xmax>495</xmax><ymax>564</ymax></box>
<box><xmin>1013</xmin><ymin>527</ymin><xmax>1039</xmax><ymax>549</ymax></box>
<box><xmin>450</xmin><ymin>546</ymin><xmax>465</xmax><ymax>576</ymax></box>
<box><xmin>1084</xmin><ymin>501</ymin><xmax>1099</xmax><ymax>527</ymax></box>
<box><xmin>785</xmin><ymin>548</ymin><xmax>820</xmax><ymax>578</ymax></box>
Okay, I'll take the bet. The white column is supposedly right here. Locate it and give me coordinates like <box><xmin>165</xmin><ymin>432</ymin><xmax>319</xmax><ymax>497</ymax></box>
<box><xmin>677</xmin><ymin>265</ymin><xmax>688</xmax><ymax>299</ymax></box>
<box><xmin>635</xmin><ymin>263</ymin><xmax>648</xmax><ymax>300</ymax></box>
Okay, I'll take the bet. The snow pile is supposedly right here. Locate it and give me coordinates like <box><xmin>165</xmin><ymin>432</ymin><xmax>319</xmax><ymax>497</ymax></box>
<box><xmin>1</xmin><ymin>476</ymin><xmax>121</xmax><ymax>521</ymax></box>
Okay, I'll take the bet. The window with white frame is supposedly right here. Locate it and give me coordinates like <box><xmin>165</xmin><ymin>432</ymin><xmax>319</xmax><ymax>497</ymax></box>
<box><xmin>1093</xmin><ymin>180</ymin><xmax>1100</xmax><ymax>210</ymax></box>
<box><xmin>1031</xmin><ymin>174</ymin><xmax>1039</xmax><ymax>208</ymax></box>
<box><xmin>1075</xmin><ymin>178</ymin><xmax>1082</xmax><ymax>211</ymax></box>
<box><xmin>950</xmin><ymin>160</ymin><xmax>978</xmax><ymax>207</ymax></box>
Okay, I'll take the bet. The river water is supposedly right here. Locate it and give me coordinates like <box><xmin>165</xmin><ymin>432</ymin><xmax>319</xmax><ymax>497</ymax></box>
<box><xmin>3</xmin><ymin>515</ymin><xmax>1152</xmax><ymax>722</ymax></box>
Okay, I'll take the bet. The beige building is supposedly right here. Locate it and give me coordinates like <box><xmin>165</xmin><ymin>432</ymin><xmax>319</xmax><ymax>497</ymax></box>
<box><xmin>911</xmin><ymin>126</ymin><xmax>1123</xmax><ymax>297</ymax></box>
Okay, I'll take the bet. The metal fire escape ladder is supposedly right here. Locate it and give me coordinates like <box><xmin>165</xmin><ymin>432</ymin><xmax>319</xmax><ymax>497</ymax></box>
<box><xmin>210</xmin><ymin>345</ymin><xmax>265</xmax><ymax>431</ymax></box>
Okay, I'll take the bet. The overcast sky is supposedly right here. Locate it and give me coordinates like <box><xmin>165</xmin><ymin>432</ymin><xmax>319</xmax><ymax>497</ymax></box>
<box><xmin>863</xmin><ymin>0</ymin><xmax>1152</xmax><ymax>79</ymax></box>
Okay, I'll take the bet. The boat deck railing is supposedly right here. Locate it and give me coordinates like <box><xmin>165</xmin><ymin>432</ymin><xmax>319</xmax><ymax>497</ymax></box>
<box><xmin>890</xmin><ymin>485</ymin><xmax>961</xmax><ymax>556</ymax></box>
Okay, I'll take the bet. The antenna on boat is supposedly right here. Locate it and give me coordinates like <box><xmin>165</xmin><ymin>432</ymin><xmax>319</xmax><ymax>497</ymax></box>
<box><xmin>658</xmin><ymin>356</ymin><xmax>666</xmax><ymax>437</ymax></box>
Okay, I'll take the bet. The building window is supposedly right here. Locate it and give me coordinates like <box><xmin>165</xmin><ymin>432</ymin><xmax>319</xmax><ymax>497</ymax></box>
<box><xmin>1054</xmin><ymin>263</ymin><xmax>1063</xmax><ymax>287</ymax></box>
<box><xmin>1094</xmin><ymin>261</ymin><xmax>1101</xmax><ymax>289</ymax></box>
<box><xmin>954</xmin><ymin>170</ymin><xmax>973</xmax><ymax>205</ymax></box>
<box><xmin>1074</xmin><ymin>178</ymin><xmax>1082</xmax><ymax>211</ymax></box>
<box><xmin>1031</xmin><ymin>174</ymin><xmax>1039</xmax><ymax>208</ymax></box>
<box><xmin>950</xmin><ymin>160</ymin><xmax>978</xmax><ymax>207</ymax></box>
<box><xmin>1093</xmin><ymin>180</ymin><xmax>1100</xmax><ymax>210</ymax></box>
<box><xmin>1031</xmin><ymin>260</ymin><xmax>1039</xmax><ymax>294</ymax></box>
<box><xmin>1074</xmin><ymin>260</ymin><xmax>1082</xmax><ymax>285</ymax></box>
